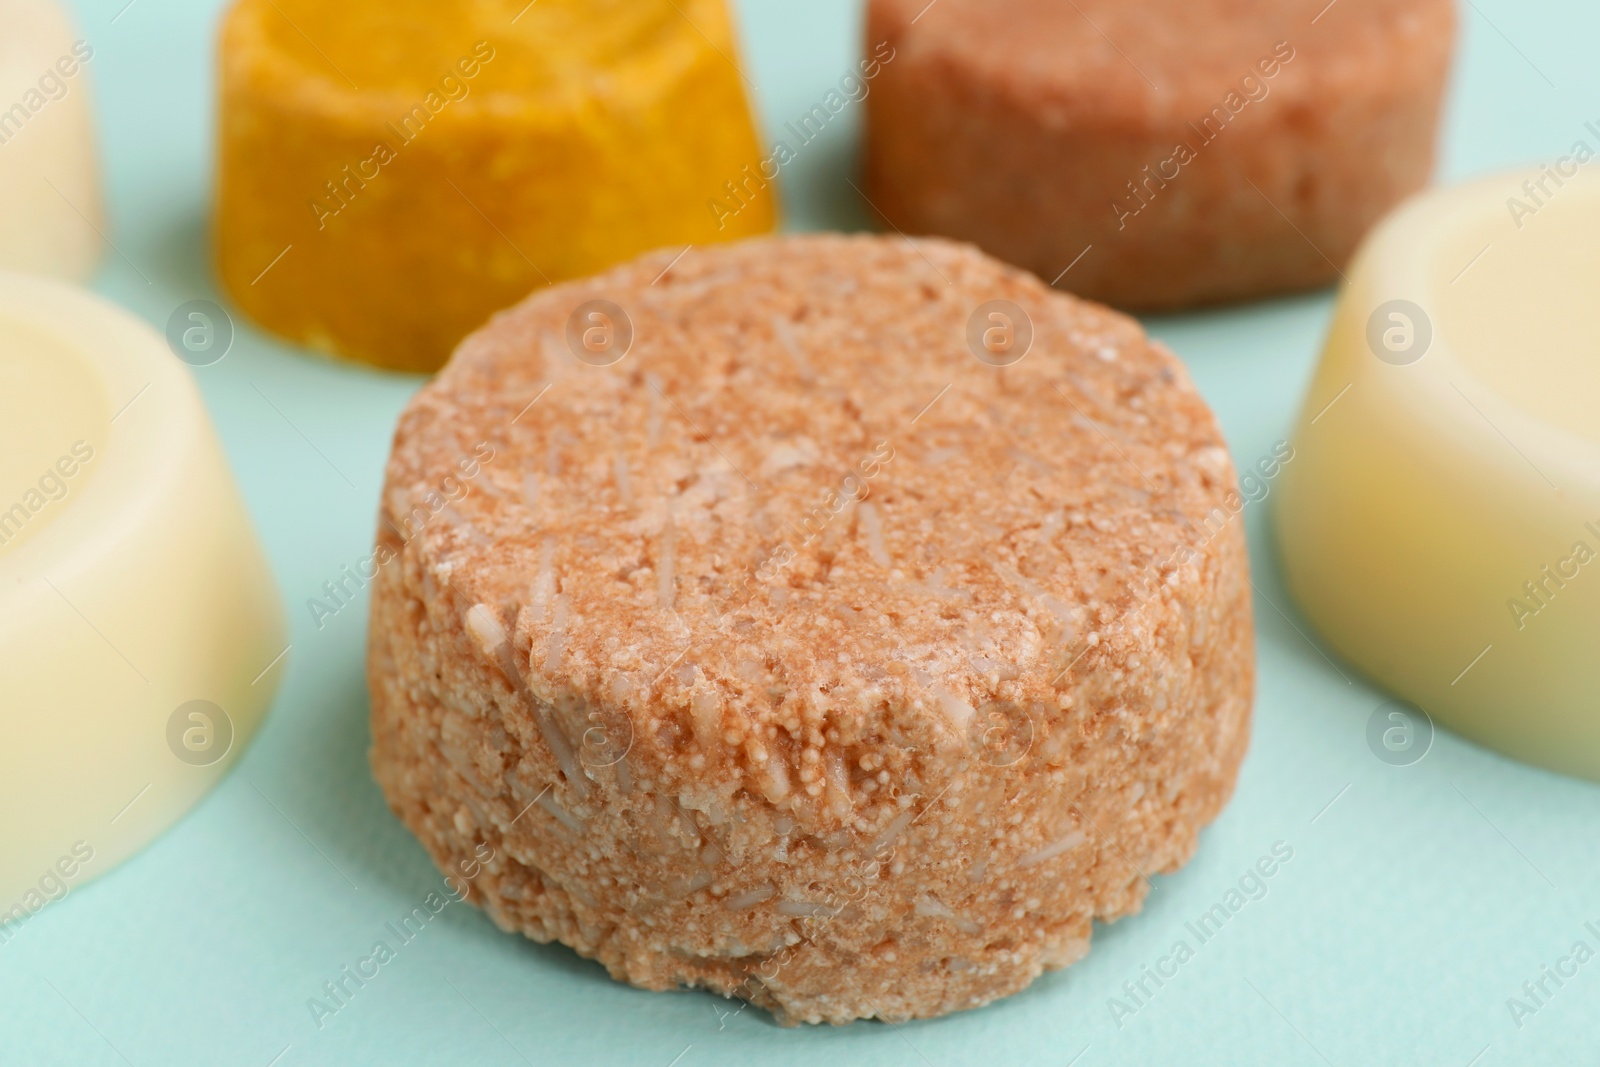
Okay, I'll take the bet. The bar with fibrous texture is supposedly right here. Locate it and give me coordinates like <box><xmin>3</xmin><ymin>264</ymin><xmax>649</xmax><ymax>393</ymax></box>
<box><xmin>367</xmin><ymin>233</ymin><xmax>1254</xmax><ymax>1024</ymax></box>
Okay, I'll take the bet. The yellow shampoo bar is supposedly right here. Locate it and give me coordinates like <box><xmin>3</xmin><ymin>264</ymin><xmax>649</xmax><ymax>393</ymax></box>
<box><xmin>1275</xmin><ymin>168</ymin><xmax>1600</xmax><ymax>780</ymax></box>
<box><xmin>0</xmin><ymin>276</ymin><xmax>286</xmax><ymax>913</ymax></box>
<box><xmin>213</xmin><ymin>0</ymin><xmax>777</xmax><ymax>373</ymax></box>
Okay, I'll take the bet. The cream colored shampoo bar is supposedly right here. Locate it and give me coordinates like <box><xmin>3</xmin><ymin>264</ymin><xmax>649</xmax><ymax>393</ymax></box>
<box><xmin>0</xmin><ymin>0</ymin><xmax>103</xmax><ymax>280</ymax></box>
<box><xmin>1276</xmin><ymin>169</ymin><xmax>1600</xmax><ymax>780</ymax></box>
<box><xmin>0</xmin><ymin>276</ymin><xmax>286</xmax><ymax>914</ymax></box>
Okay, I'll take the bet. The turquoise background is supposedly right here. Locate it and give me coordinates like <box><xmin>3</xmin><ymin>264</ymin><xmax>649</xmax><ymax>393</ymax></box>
<box><xmin>5</xmin><ymin>0</ymin><xmax>1599</xmax><ymax>1063</ymax></box>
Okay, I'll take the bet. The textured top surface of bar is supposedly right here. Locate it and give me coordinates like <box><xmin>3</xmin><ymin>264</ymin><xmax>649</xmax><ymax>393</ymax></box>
<box><xmin>382</xmin><ymin>234</ymin><xmax>1239</xmax><ymax>805</ymax></box>
<box><xmin>872</xmin><ymin>0</ymin><xmax>1452</xmax><ymax>116</ymax></box>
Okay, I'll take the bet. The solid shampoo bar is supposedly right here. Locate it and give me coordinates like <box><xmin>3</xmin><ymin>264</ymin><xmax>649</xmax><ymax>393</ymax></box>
<box><xmin>368</xmin><ymin>234</ymin><xmax>1253</xmax><ymax>1024</ymax></box>
<box><xmin>1276</xmin><ymin>169</ymin><xmax>1600</xmax><ymax>779</ymax></box>
<box><xmin>863</xmin><ymin>0</ymin><xmax>1454</xmax><ymax>310</ymax></box>
<box><xmin>0</xmin><ymin>0</ymin><xmax>103</xmax><ymax>280</ymax></box>
<box><xmin>0</xmin><ymin>276</ymin><xmax>286</xmax><ymax>913</ymax></box>
<box><xmin>214</xmin><ymin>0</ymin><xmax>777</xmax><ymax>373</ymax></box>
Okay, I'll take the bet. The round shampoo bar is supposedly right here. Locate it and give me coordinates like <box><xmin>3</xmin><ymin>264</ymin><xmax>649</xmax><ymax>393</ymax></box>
<box><xmin>1276</xmin><ymin>169</ymin><xmax>1600</xmax><ymax>780</ymax></box>
<box><xmin>367</xmin><ymin>234</ymin><xmax>1254</xmax><ymax>1023</ymax></box>
<box><xmin>0</xmin><ymin>0</ymin><xmax>103</xmax><ymax>281</ymax></box>
<box><xmin>0</xmin><ymin>275</ymin><xmax>286</xmax><ymax>913</ymax></box>
<box><xmin>863</xmin><ymin>0</ymin><xmax>1454</xmax><ymax>310</ymax></box>
<box><xmin>215</xmin><ymin>0</ymin><xmax>777</xmax><ymax>374</ymax></box>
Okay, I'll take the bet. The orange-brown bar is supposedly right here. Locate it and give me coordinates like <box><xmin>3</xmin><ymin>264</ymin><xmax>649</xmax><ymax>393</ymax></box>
<box><xmin>864</xmin><ymin>0</ymin><xmax>1455</xmax><ymax>310</ymax></box>
<box><xmin>368</xmin><ymin>233</ymin><xmax>1254</xmax><ymax>1024</ymax></box>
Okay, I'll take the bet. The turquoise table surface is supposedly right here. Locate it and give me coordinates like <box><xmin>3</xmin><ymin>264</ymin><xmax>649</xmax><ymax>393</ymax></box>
<box><xmin>5</xmin><ymin>1</ymin><xmax>1599</xmax><ymax>1063</ymax></box>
